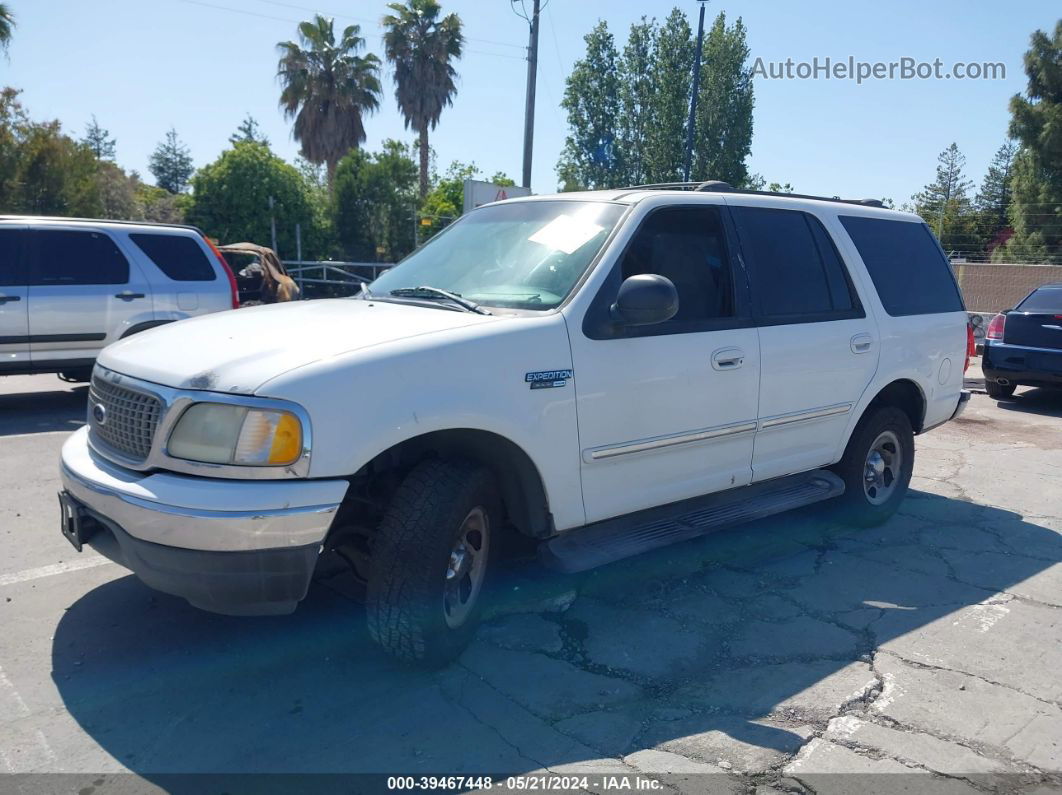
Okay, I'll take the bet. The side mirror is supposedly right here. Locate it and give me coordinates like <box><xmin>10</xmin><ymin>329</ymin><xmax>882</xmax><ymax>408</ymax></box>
<box><xmin>610</xmin><ymin>274</ymin><xmax>679</xmax><ymax>326</ymax></box>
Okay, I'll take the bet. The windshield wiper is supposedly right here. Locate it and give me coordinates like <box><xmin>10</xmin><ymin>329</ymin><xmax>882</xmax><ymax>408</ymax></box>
<box><xmin>388</xmin><ymin>286</ymin><xmax>491</xmax><ymax>315</ymax></box>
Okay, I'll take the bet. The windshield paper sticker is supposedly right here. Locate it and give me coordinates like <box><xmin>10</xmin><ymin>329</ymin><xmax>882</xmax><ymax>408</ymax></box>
<box><xmin>528</xmin><ymin>215</ymin><xmax>604</xmax><ymax>254</ymax></box>
<box><xmin>526</xmin><ymin>369</ymin><xmax>573</xmax><ymax>390</ymax></box>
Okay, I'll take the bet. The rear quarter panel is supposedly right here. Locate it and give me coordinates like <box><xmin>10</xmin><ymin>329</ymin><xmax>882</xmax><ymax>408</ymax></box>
<box><xmin>113</xmin><ymin>229</ymin><xmax>232</xmax><ymax>322</ymax></box>
<box><xmin>820</xmin><ymin>209</ymin><xmax>967</xmax><ymax>461</ymax></box>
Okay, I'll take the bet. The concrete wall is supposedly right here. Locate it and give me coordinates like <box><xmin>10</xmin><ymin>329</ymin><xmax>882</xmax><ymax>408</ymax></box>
<box><xmin>953</xmin><ymin>263</ymin><xmax>1062</xmax><ymax>313</ymax></box>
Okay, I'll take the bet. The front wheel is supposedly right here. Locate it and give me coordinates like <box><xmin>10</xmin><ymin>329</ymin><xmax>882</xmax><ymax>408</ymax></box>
<box><xmin>830</xmin><ymin>406</ymin><xmax>915</xmax><ymax>527</ymax></box>
<box><xmin>366</xmin><ymin>458</ymin><xmax>500</xmax><ymax>667</ymax></box>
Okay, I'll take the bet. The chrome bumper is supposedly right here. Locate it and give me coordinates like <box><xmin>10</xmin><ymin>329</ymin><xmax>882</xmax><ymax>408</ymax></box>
<box><xmin>60</xmin><ymin>427</ymin><xmax>347</xmax><ymax>553</ymax></box>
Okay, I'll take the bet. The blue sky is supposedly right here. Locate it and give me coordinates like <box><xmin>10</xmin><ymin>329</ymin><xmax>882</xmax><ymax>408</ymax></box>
<box><xmin>2</xmin><ymin>1</ymin><xmax>1057</xmax><ymax>203</ymax></box>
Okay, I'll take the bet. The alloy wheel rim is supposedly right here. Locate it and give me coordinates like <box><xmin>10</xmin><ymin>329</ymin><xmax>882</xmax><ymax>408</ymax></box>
<box><xmin>443</xmin><ymin>507</ymin><xmax>490</xmax><ymax>629</ymax></box>
<box><xmin>863</xmin><ymin>430</ymin><xmax>902</xmax><ymax>506</ymax></box>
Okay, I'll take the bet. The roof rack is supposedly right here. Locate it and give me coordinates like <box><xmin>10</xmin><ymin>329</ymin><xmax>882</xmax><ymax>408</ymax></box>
<box><xmin>622</xmin><ymin>181</ymin><xmax>884</xmax><ymax>208</ymax></box>
<box><xmin>0</xmin><ymin>214</ymin><xmax>205</xmax><ymax>232</ymax></box>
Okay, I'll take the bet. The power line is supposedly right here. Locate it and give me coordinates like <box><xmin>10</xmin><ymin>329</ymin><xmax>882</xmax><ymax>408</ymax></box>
<box><xmin>251</xmin><ymin>0</ymin><xmax>526</xmax><ymax>50</ymax></box>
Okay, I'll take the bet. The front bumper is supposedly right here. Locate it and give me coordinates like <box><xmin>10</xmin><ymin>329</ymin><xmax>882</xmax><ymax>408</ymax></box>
<box><xmin>60</xmin><ymin>427</ymin><xmax>348</xmax><ymax>615</ymax></box>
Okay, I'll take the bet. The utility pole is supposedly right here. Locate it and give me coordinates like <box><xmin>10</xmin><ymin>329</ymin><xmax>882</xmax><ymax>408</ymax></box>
<box><xmin>520</xmin><ymin>0</ymin><xmax>541</xmax><ymax>190</ymax></box>
<box><xmin>683</xmin><ymin>1</ymin><xmax>708</xmax><ymax>182</ymax></box>
<box><xmin>268</xmin><ymin>195</ymin><xmax>278</xmax><ymax>255</ymax></box>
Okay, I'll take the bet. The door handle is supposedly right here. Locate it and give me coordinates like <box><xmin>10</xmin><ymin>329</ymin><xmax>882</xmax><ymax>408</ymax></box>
<box><xmin>114</xmin><ymin>291</ymin><xmax>145</xmax><ymax>301</ymax></box>
<box><xmin>0</xmin><ymin>295</ymin><xmax>21</xmax><ymax>304</ymax></box>
<box><xmin>712</xmin><ymin>347</ymin><xmax>745</xmax><ymax>370</ymax></box>
<box><xmin>850</xmin><ymin>334</ymin><xmax>874</xmax><ymax>354</ymax></box>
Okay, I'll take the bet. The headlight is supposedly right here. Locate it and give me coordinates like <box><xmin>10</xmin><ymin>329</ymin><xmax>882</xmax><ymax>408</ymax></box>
<box><xmin>167</xmin><ymin>403</ymin><xmax>304</xmax><ymax>466</ymax></box>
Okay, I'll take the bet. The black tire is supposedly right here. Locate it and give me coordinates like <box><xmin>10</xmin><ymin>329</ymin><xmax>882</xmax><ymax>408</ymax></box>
<box><xmin>366</xmin><ymin>458</ymin><xmax>500</xmax><ymax>667</ymax></box>
<box><xmin>829</xmin><ymin>406</ymin><xmax>915</xmax><ymax>527</ymax></box>
<box><xmin>985</xmin><ymin>380</ymin><xmax>1016</xmax><ymax>400</ymax></box>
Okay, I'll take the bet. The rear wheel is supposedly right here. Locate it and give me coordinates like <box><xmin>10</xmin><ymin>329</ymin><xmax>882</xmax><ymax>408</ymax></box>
<box><xmin>830</xmin><ymin>406</ymin><xmax>914</xmax><ymax>527</ymax></box>
<box><xmin>985</xmin><ymin>380</ymin><xmax>1016</xmax><ymax>400</ymax></box>
<box><xmin>366</xmin><ymin>458</ymin><xmax>500</xmax><ymax>667</ymax></box>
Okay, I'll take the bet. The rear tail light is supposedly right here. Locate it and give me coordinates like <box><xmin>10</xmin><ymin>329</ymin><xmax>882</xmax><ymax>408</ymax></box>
<box><xmin>964</xmin><ymin>322</ymin><xmax>975</xmax><ymax>373</ymax></box>
<box><xmin>986</xmin><ymin>313</ymin><xmax>1006</xmax><ymax>341</ymax></box>
<box><xmin>202</xmin><ymin>236</ymin><xmax>240</xmax><ymax>309</ymax></box>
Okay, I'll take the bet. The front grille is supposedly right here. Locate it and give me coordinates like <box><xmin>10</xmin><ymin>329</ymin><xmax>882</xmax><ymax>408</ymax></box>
<box><xmin>88</xmin><ymin>375</ymin><xmax>162</xmax><ymax>462</ymax></box>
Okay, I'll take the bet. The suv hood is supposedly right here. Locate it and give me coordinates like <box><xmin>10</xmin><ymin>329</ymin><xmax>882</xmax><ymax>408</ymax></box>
<box><xmin>98</xmin><ymin>299</ymin><xmax>498</xmax><ymax>394</ymax></box>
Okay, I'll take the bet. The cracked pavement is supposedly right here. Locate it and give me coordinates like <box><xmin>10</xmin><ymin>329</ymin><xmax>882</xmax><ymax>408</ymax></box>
<box><xmin>1</xmin><ymin>373</ymin><xmax>1061</xmax><ymax>793</ymax></box>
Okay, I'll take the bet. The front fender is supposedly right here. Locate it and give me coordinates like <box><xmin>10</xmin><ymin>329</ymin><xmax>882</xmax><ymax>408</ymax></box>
<box><xmin>257</xmin><ymin>314</ymin><xmax>587</xmax><ymax>531</ymax></box>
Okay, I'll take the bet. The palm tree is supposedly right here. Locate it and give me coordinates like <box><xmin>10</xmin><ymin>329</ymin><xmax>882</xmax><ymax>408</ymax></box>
<box><xmin>0</xmin><ymin>4</ymin><xmax>15</xmax><ymax>54</ymax></box>
<box><xmin>382</xmin><ymin>0</ymin><xmax>463</xmax><ymax>198</ymax></box>
<box><xmin>277</xmin><ymin>15</ymin><xmax>382</xmax><ymax>186</ymax></box>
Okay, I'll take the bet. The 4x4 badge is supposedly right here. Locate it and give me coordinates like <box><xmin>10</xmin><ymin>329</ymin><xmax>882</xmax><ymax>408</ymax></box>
<box><xmin>525</xmin><ymin>370</ymin><xmax>573</xmax><ymax>390</ymax></box>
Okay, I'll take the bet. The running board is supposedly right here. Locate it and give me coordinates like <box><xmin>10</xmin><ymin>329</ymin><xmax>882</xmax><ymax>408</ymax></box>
<box><xmin>539</xmin><ymin>470</ymin><xmax>844</xmax><ymax>573</ymax></box>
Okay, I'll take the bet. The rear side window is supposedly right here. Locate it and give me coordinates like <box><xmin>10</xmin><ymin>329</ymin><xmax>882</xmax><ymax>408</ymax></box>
<box><xmin>0</xmin><ymin>229</ymin><xmax>29</xmax><ymax>286</ymax></box>
<box><xmin>1016</xmin><ymin>286</ymin><xmax>1062</xmax><ymax>313</ymax></box>
<box><xmin>731</xmin><ymin>206</ymin><xmax>860</xmax><ymax>321</ymax></box>
<box><xmin>130</xmin><ymin>233</ymin><xmax>217</xmax><ymax>281</ymax></box>
<box><xmin>839</xmin><ymin>216</ymin><xmax>964</xmax><ymax>316</ymax></box>
<box><xmin>32</xmin><ymin>230</ymin><xmax>129</xmax><ymax>285</ymax></box>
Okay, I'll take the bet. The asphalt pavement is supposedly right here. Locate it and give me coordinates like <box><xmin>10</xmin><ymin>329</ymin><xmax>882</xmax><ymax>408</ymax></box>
<box><xmin>1</xmin><ymin>372</ymin><xmax>1060</xmax><ymax>793</ymax></box>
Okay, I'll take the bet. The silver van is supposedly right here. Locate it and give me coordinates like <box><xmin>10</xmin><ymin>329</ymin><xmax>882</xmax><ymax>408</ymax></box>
<box><xmin>0</xmin><ymin>217</ymin><xmax>238</xmax><ymax>381</ymax></box>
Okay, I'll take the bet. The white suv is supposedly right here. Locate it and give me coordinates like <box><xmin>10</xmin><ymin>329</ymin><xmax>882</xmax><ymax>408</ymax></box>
<box><xmin>57</xmin><ymin>183</ymin><xmax>972</xmax><ymax>665</ymax></box>
<box><xmin>0</xmin><ymin>217</ymin><xmax>238</xmax><ymax>380</ymax></box>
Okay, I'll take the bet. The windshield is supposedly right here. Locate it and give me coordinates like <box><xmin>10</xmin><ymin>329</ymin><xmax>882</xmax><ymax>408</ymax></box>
<box><xmin>368</xmin><ymin>200</ymin><xmax>626</xmax><ymax>310</ymax></box>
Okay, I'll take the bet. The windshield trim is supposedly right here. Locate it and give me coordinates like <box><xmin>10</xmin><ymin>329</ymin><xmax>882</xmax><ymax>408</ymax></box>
<box><xmin>365</xmin><ymin>198</ymin><xmax>633</xmax><ymax>314</ymax></box>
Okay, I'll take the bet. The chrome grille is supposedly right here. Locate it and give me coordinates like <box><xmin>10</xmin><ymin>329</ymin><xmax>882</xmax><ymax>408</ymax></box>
<box><xmin>88</xmin><ymin>375</ymin><xmax>162</xmax><ymax>462</ymax></box>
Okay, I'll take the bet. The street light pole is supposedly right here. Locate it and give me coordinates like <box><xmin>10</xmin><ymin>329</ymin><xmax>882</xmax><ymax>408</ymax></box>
<box><xmin>683</xmin><ymin>1</ymin><xmax>708</xmax><ymax>182</ymax></box>
<box><xmin>520</xmin><ymin>0</ymin><xmax>541</xmax><ymax>190</ymax></box>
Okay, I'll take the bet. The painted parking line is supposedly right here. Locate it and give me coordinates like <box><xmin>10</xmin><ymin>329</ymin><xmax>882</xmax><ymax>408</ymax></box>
<box><xmin>0</xmin><ymin>557</ymin><xmax>114</xmax><ymax>588</ymax></box>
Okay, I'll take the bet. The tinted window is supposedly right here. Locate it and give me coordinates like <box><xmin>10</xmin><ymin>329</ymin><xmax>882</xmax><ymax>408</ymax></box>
<box><xmin>839</xmin><ymin>216</ymin><xmax>964</xmax><ymax>316</ymax></box>
<box><xmin>732</xmin><ymin>207</ymin><xmax>857</xmax><ymax>319</ymax></box>
<box><xmin>0</xmin><ymin>229</ymin><xmax>29</xmax><ymax>286</ymax></box>
<box><xmin>1016</xmin><ymin>286</ymin><xmax>1062</xmax><ymax>313</ymax></box>
<box><xmin>130</xmin><ymin>233</ymin><xmax>216</xmax><ymax>281</ymax></box>
<box><xmin>619</xmin><ymin>206</ymin><xmax>734</xmax><ymax>322</ymax></box>
<box><xmin>32</xmin><ymin>230</ymin><xmax>129</xmax><ymax>285</ymax></box>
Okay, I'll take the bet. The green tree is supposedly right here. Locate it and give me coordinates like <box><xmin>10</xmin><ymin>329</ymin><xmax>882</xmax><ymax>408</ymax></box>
<box><xmin>617</xmin><ymin>17</ymin><xmax>656</xmax><ymax>186</ymax></box>
<box><xmin>0</xmin><ymin>4</ymin><xmax>14</xmax><ymax>54</ymax></box>
<box><xmin>277</xmin><ymin>15</ymin><xmax>382</xmax><ymax>186</ymax></box>
<box><xmin>691</xmin><ymin>12</ymin><xmax>754</xmax><ymax>185</ymax></box>
<box><xmin>132</xmin><ymin>177</ymin><xmax>187</xmax><ymax>224</ymax></box>
<box><xmin>974</xmin><ymin>139</ymin><xmax>1018</xmax><ymax>253</ymax></box>
<box><xmin>419</xmin><ymin>159</ymin><xmax>475</xmax><ymax>238</ymax></box>
<box><xmin>333</xmin><ymin>139</ymin><xmax>418</xmax><ymax>261</ymax></box>
<box><xmin>644</xmin><ymin>9</ymin><xmax>692</xmax><ymax>183</ymax></box>
<box><xmin>187</xmin><ymin>142</ymin><xmax>318</xmax><ymax>258</ymax></box>
<box><xmin>1001</xmin><ymin>21</ymin><xmax>1062</xmax><ymax>264</ymax></box>
<box><xmin>148</xmin><ymin>127</ymin><xmax>194</xmax><ymax>193</ymax></box>
<box><xmin>229</xmin><ymin>114</ymin><xmax>270</xmax><ymax>147</ymax></box>
<box><xmin>912</xmin><ymin>143</ymin><xmax>977</xmax><ymax>253</ymax></box>
<box><xmin>81</xmin><ymin>115</ymin><xmax>116</xmax><ymax>160</ymax></box>
<box><xmin>557</xmin><ymin>21</ymin><xmax>621</xmax><ymax>190</ymax></box>
<box><xmin>94</xmin><ymin>160</ymin><xmax>136</xmax><ymax>219</ymax></box>
<box><xmin>383</xmin><ymin>0</ymin><xmax>464</xmax><ymax>199</ymax></box>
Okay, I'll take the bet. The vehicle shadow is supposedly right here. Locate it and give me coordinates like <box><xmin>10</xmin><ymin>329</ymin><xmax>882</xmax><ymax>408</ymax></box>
<box><xmin>51</xmin><ymin>491</ymin><xmax>1060</xmax><ymax>782</ymax></box>
<box><xmin>0</xmin><ymin>384</ymin><xmax>88</xmax><ymax>436</ymax></box>
<box><xmin>994</xmin><ymin>387</ymin><xmax>1062</xmax><ymax>419</ymax></box>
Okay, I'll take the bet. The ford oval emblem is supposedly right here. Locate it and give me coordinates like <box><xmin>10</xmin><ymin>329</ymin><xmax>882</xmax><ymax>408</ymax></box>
<box><xmin>92</xmin><ymin>403</ymin><xmax>107</xmax><ymax>425</ymax></box>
